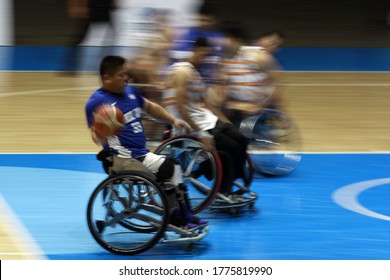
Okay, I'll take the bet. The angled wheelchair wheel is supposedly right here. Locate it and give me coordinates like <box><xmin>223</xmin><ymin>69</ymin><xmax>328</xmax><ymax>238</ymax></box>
<box><xmin>240</xmin><ymin>153</ymin><xmax>255</xmax><ymax>187</ymax></box>
<box><xmin>154</xmin><ymin>135</ymin><xmax>222</xmax><ymax>214</ymax></box>
<box><xmin>239</xmin><ymin>108</ymin><xmax>302</xmax><ymax>176</ymax></box>
<box><xmin>87</xmin><ymin>171</ymin><xmax>169</xmax><ymax>255</ymax></box>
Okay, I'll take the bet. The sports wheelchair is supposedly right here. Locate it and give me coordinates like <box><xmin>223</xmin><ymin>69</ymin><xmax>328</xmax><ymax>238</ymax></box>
<box><xmin>87</xmin><ymin>159</ymin><xmax>208</xmax><ymax>255</ymax></box>
<box><xmin>153</xmin><ymin>107</ymin><xmax>301</xmax><ymax>211</ymax></box>
<box><xmin>154</xmin><ymin>135</ymin><xmax>258</xmax><ymax>215</ymax></box>
<box><xmin>238</xmin><ymin>108</ymin><xmax>302</xmax><ymax>176</ymax></box>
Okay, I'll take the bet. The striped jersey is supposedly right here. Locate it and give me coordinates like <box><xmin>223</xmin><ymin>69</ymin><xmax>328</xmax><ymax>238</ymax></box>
<box><xmin>223</xmin><ymin>46</ymin><xmax>275</xmax><ymax>103</ymax></box>
<box><xmin>162</xmin><ymin>62</ymin><xmax>218</xmax><ymax>134</ymax></box>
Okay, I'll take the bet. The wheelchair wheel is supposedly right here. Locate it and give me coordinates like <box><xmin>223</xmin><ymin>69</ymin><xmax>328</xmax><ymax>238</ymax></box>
<box><xmin>242</xmin><ymin>153</ymin><xmax>255</xmax><ymax>187</ymax></box>
<box><xmin>154</xmin><ymin>135</ymin><xmax>222</xmax><ymax>214</ymax></box>
<box><xmin>87</xmin><ymin>171</ymin><xmax>169</xmax><ymax>255</ymax></box>
<box><xmin>239</xmin><ymin>108</ymin><xmax>302</xmax><ymax>176</ymax></box>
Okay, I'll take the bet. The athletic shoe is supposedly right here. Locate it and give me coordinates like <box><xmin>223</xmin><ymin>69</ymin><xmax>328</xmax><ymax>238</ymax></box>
<box><xmin>169</xmin><ymin>209</ymin><xmax>200</xmax><ymax>230</ymax></box>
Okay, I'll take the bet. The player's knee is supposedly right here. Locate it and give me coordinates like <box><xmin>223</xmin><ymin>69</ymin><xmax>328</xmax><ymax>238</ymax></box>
<box><xmin>96</xmin><ymin>149</ymin><xmax>112</xmax><ymax>174</ymax></box>
<box><xmin>155</xmin><ymin>158</ymin><xmax>179</xmax><ymax>181</ymax></box>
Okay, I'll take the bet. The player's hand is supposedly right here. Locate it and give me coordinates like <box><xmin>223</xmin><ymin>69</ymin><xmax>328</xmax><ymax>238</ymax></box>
<box><xmin>172</xmin><ymin>118</ymin><xmax>191</xmax><ymax>134</ymax></box>
<box><xmin>91</xmin><ymin>128</ymin><xmax>107</xmax><ymax>145</ymax></box>
<box><xmin>199</xmin><ymin>136</ymin><xmax>216</xmax><ymax>153</ymax></box>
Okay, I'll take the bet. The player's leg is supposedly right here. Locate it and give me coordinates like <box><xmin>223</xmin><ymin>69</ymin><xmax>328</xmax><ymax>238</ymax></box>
<box><xmin>142</xmin><ymin>153</ymin><xmax>208</xmax><ymax>228</ymax></box>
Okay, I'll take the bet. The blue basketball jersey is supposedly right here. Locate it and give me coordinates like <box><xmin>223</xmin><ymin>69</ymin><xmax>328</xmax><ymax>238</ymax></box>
<box><xmin>85</xmin><ymin>85</ymin><xmax>149</xmax><ymax>158</ymax></box>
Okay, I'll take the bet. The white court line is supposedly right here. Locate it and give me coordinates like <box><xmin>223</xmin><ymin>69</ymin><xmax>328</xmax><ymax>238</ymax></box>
<box><xmin>278</xmin><ymin>83</ymin><xmax>390</xmax><ymax>87</ymax></box>
<box><xmin>299</xmin><ymin>151</ymin><xmax>390</xmax><ymax>154</ymax></box>
<box><xmin>0</xmin><ymin>83</ymin><xmax>160</xmax><ymax>98</ymax></box>
<box><xmin>279</xmin><ymin>70</ymin><xmax>390</xmax><ymax>74</ymax></box>
<box><xmin>0</xmin><ymin>152</ymin><xmax>99</xmax><ymax>154</ymax></box>
<box><xmin>1</xmin><ymin>81</ymin><xmax>390</xmax><ymax>98</ymax></box>
<box><xmin>3</xmin><ymin>70</ymin><xmax>390</xmax><ymax>73</ymax></box>
<box><xmin>332</xmin><ymin>178</ymin><xmax>390</xmax><ymax>222</ymax></box>
<box><xmin>0</xmin><ymin>151</ymin><xmax>390</xmax><ymax>155</ymax></box>
<box><xmin>0</xmin><ymin>86</ymin><xmax>95</xmax><ymax>97</ymax></box>
<box><xmin>0</xmin><ymin>194</ymin><xmax>46</xmax><ymax>259</ymax></box>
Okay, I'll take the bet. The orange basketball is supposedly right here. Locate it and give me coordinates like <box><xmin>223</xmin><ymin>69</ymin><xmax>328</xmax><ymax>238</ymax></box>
<box><xmin>93</xmin><ymin>104</ymin><xmax>125</xmax><ymax>138</ymax></box>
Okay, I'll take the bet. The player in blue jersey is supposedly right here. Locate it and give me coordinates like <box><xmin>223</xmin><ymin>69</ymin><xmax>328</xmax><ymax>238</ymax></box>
<box><xmin>85</xmin><ymin>55</ymin><xmax>208</xmax><ymax>229</ymax></box>
<box><xmin>170</xmin><ymin>2</ymin><xmax>225</xmax><ymax>85</ymax></box>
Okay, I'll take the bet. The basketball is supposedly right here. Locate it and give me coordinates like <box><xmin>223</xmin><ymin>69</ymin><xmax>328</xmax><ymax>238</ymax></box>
<box><xmin>93</xmin><ymin>104</ymin><xmax>125</xmax><ymax>138</ymax></box>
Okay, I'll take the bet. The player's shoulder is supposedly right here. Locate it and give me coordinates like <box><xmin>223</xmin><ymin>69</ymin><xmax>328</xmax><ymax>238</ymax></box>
<box><xmin>241</xmin><ymin>46</ymin><xmax>273</xmax><ymax>65</ymax></box>
<box><xmin>172</xmin><ymin>62</ymin><xmax>195</xmax><ymax>73</ymax></box>
<box><xmin>240</xmin><ymin>45</ymin><xmax>266</xmax><ymax>57</ymax></box>
<box><xmin>124</xmin><ymin>84</ymin><xmax>139</xmax><ymax>95</ymax></box>
<box><xmin>171</xmin><ymin>61</ymin><xmax>193</xmax><ymax>69</ymax></box>
<box><xmin>86</xmin><ymin>88</ymin><xmax>105</xmax><ymax>106</ymax></box>
<box><xmin>241</xmin><ymin>46</ymin><xmax>264</xmax><ymax>51</ymax></box>
<box><xmin>89</xmin><ymin>87</ymin><xmax>107</xmax><ymax>100</ymax></box>
<box><xmin>124</xmin><ymin>85</ymin><xmax>144</xmax><ymax>103</ymax></box>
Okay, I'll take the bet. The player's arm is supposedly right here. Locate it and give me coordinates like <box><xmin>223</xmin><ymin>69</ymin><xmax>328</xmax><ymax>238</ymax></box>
<box><xmin>173</xmin><ymin>67</ymin><xmax>202</xmax><ymax>132</ymax></box>
<box><xmin>85</xmin><ymin>99</ymin><xmax>107</xmax><ymax>145</ymax></box>
<box><xmin>247</xmin><ymin>48</ymin><xmax>274</xmax><ymax>70</ymax></box>
<box><xmin>143</xmin><ymin>97</ymin><xmax>191</xmax><ymax>133</ymax></box>
<box><xmin>253</xmin><ymin>49</ymin><xmax>286</xmax><ymax>110</ymax></box>
<box><xmin>90</xmin><ymin>128</ymin><xmax>107</xmax><ymax>145</ymax></box>
<box><xmin>173</xmin><ymin>66</ymin><xmax>216</xmax><ymax>151</ymax></box>
<box><xmin>205</xmin><ymin>84</ymin><xmax>231</xmax><ymax>124</ymax></box>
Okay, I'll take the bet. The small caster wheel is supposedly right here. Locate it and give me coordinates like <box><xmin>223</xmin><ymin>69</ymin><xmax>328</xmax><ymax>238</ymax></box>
<box><xmin>230</xmin><ymin>208</ymin><xmax>241</xmax><ymax>215</ymax></box>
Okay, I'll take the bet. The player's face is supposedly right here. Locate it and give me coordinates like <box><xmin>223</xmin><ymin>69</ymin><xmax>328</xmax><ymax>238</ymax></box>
<box><xmin>105</xmin><ymin>66</ymin><xmax>129</xmax><ymax>93</ymax></box>
<box><xmin>194</xmin><ymin>46</ymin><xmax>210</xmax><ymax>63</ymax></box>
<box><xmin>221</xmin><ymin>37</ymin><xmax>240</xmax><ymax>57</ymax></box>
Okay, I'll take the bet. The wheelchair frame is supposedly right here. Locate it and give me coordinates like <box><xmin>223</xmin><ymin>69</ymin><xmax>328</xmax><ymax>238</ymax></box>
<box><xmin>154</xmin><ymin>135</ymin><xmax>258</xmax><ymax>215</ymax></box>
<box><xmin>239</xmin><ymin>108</ymin><xmax>302</xmax><ymax>176</ymax></box>
<box><xmin>87</xmin><ymin>170</ymin><xmax>208</xmax><ymax>255</ymax></box>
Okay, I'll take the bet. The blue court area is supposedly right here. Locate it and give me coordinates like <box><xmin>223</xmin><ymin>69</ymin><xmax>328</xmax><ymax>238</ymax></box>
<box><xmin>1</xmin><ymin>153</ymin><xmax>390</xmax><ymax>260</ymax></box>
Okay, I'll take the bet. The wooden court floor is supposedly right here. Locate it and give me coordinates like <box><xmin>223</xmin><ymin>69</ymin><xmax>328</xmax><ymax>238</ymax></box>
<box><xmin>1</xmin><ymin>71</ymin><xmax>390</xmax><ymax>259</ymax></box>
<box><xmin>1</xmin><ymin>71</ymin><xmax>390</xmax><ymax>153</ymax></box>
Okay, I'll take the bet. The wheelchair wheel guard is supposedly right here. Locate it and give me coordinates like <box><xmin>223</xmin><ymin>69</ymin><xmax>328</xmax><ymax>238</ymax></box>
<box><xmin>239</xmin><ymin>108</ymin><xmax>302</xmax><ymax>176</ymax></box>
<box><xmin>154</xmin><ymin>135</ymin><xmax>222</xmax><ymax>214</ymax></box>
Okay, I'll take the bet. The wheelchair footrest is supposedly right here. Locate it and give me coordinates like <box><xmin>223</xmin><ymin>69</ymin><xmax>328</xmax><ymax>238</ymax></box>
<box><xmin>211</xmin><ymin>192</ymin><xmax>257</xmax><ymax>209</ymax></box>
<box><xmin>162</xmin><ymin>225</ymin><xmax>209</xmax><ymax>244</ymax></box>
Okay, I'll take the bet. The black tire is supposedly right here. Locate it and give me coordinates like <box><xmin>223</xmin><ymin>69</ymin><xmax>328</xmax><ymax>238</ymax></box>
<box><xmin>154</xmin><ymin>135</ymin><xmax>222</xmax><ymax>214</ymax></box>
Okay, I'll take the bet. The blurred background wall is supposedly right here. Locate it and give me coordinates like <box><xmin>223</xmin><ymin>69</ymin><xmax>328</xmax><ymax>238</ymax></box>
<box><xmin>12</xmin><ymin>0</ymin><xmax>390</xmax><ymax>47</ymax></box>
<box><xmin>0</xmin><ymin>0</ymin><xmax>13</xmax><ymax>45</ymax></box>
<box><xmin>3</xmin><ymin>0</ymin><xmax>389</xmax><ymax>71</ymax></box>
<box><xmin>205</xmin><ymin>0</ymin><xmax>390</xmax><ymax>47</ymax></box>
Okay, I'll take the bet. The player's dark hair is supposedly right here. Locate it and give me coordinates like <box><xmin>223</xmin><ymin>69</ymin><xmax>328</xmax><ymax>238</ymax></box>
<box><xmin>194</xmin><ymin>36</ymin><xmax>211</xmax><ymax>48</ymax></box>
<box><xmin>220</xmin><ymin>21</ymin><xmax>250</xmax><ymax>43</ymax></box>
<box><xmin>99</xmin><ymin>55</ymin><xmax>126</xmax><ymax>77</ymax></box>
<box><xmin>198</xmin><ymin>2</ymin><xmax>217</xmax><ymax>16</ymax></box>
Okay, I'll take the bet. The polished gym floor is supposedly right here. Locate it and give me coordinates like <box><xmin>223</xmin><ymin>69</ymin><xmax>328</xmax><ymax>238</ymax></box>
<box><xmin>0</xmin><ymin>68</ymin><xmax>390</xmax><ymax>259</ymax></box>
